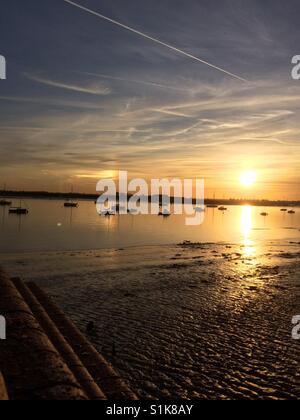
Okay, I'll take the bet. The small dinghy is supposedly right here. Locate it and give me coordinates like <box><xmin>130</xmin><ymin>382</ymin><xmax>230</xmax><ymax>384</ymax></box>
<box><xmin>288</xmin><ymin>210</ymin><xmax>296</xmax><ymax>214</ymax></box>
<box><xmin>64</xmin><ymin>201</ymin><xmax>78</xmax><ymax>208</ymax></box>
<box><xmin>64</xmin><ymin>186</ymin><xmax>78</xmax><ymax>208</ymax></box>
<box><xmin>0</xmin><ymin>184</ymin><xmax>12</xmax><ymax>206</ymax></box>
<box><xmin>158</xmin><ymin>209</ymin><xmax>171</xmax><ymax>217</ymax></box>
<box><xmin>9</xmin><ymin>207</ymin><xmax>28</xmax><ymax>215</ymax></box>
<box><xmin>99</xmin><ymin>209</ymin><xmax>112</xmax><ymax>216</ymax></box>
<box><xmin>0</xmin><ymin>199</ymin><xmax>12</xmax><ymax>206</ymax></box>
<box><xmin>260</xmin><ymin>212</ymin><xmax>268</xmax><ymax>217</ymax></box>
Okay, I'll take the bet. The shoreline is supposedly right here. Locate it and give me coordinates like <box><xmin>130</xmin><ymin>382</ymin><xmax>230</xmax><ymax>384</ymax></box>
<box><xmin>0</xmin><ymin>237</ymin><xmax>299</xmax><ymax>257</ymax></box>
<box><xmin>1</xmin><ymin>240</ymin><xmax>299</xmax><ymax>399</ymax></box>
<box><xmin>1</xmin><ymin>192</ymin><xmax>300</xmax><ymax>208</ymax></box>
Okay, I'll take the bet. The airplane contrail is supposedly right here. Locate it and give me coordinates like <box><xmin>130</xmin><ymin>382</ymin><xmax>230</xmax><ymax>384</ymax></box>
<box><xmin>63</xmin><ymin>0</ymin><xmax>248</xmax><ymax>82</ymax></box>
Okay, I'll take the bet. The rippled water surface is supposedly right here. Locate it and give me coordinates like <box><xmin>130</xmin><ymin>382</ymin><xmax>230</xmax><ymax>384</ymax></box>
<box><xmin>0</xmin><ymin>199</ymin><xmax>299</xmax><ymax>252</ymax></box>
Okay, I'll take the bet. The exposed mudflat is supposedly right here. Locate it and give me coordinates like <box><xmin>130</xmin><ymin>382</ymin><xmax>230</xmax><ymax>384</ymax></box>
<box><xmin>0</xmin><ymin>241</ymin><xmax>299</xmax><ymax>400</ymax></box>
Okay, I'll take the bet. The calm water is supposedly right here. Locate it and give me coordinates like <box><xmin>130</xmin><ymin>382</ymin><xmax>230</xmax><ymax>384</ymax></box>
<box><xmin>0</xmin><ymin>199</ymin><xmax>299</xmax><ymax>253</ymax></box>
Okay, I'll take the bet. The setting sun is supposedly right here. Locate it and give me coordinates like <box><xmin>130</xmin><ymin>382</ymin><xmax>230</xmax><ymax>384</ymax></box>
<box><xmin>240</xmin><ymin>171</ymin><xmax>257</xmax><ymax>187</ymax></box>
<box><xmin>1</xmin><ymin>0</ymin><xmax>300</xmax><ymax>403</ymax></box>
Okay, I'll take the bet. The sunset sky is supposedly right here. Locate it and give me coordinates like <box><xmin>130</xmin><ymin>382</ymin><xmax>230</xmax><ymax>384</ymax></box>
<box><xmin>0</xmin><ymin>0</ymin><xmax>300</xmax><ymax>199</ymax></box>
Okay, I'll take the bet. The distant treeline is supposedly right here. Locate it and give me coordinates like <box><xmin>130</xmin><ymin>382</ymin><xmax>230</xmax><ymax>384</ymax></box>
<box><xmin>0</xmin><ymin>190</ymin><xmax>299</xmax><ymax>207</ymax></box>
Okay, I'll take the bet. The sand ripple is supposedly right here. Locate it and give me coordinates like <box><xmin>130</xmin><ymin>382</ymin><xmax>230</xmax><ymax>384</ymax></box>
<box><xmin>1</xmin><ymin>242</ymin><xmax>299</xmax><ymax>399</ymax></box>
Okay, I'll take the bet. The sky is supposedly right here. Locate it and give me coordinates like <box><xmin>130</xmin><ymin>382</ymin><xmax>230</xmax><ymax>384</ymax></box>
<box><xmin>0</xmin><ymin>0</ymin><xmax>300</xmax><ymax>199</ymax></box>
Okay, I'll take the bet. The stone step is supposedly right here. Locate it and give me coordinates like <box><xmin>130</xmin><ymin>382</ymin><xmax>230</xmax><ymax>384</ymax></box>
<box><xmin>0</xmin><ymin>269</ymin><xmax>137</xmax><ymax>400</ymax></box>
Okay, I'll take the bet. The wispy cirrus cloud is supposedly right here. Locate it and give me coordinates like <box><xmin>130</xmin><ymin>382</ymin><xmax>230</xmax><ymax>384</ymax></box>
<box><xmin>85</xmin><ymin>72</ymin><xmax>191</xmax><ymax>93</ymax></box>
<box><xmin>25</xmin><ymin>73</ymin><xmax>111</xmax><ymax>96</ymax></box>
<box><xmin>1</xmin><ymin>0</ymin><xmax>300</xmax><ymax>198</ymax></box>
<box><xmin>0</xmin><ymin>95</ymin><xmax>106</xmax><ymax>110</ymax></box>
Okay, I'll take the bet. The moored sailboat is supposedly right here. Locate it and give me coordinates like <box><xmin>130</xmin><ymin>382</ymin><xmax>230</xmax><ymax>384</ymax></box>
<box><xmin>0</xmin><ymin>199</ymin><xmax>12</xmax><ymax>206</ymax></box>
<box><xmin>0</xmin><ymin>184</ymin><xmax>12</xmax><ymax>206</ymax></box>
<box><xmin>9</xmin><ymin>200</ymin><xmax>29</xmax><ymax>215</ymax></box>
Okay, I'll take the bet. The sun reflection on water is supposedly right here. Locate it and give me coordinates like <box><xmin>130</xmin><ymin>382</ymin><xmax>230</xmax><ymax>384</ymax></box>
<box><xmin>240</xmin><ymin>205</ymin><xmax>255</xmax><ymax>257</ymax></box>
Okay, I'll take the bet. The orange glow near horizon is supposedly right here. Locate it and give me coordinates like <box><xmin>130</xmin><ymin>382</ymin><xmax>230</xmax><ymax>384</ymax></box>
<box><xmin>75</xmin><ymin>170</ymin><xmax>118</xmax><ymax>180</ymax></box>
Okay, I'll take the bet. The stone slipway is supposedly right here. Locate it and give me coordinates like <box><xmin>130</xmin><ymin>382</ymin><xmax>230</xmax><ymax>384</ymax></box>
<box><xmin>0</xmin><ymin>269</ymin><xmax>137</xmax><ymax>400</ymax></box>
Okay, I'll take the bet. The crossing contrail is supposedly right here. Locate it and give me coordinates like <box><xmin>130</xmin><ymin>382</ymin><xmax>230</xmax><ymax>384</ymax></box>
<box><xmin>63</xmin><ymin>0</ymin><xmax>248</xmax><ymax>82</ymax></box>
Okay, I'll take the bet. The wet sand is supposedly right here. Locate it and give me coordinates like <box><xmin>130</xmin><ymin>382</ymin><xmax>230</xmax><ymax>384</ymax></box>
<box><xmin>0</xmin><ymin>241</ymin><xmax>299</xmax><ymax>399</ymax></box>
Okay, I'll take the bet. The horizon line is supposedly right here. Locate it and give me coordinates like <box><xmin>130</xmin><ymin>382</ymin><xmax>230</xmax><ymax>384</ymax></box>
<box><xmin>1</xmin><ymin>189</ymin><xmax>300</xmax><ymax>204</ymax></box>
